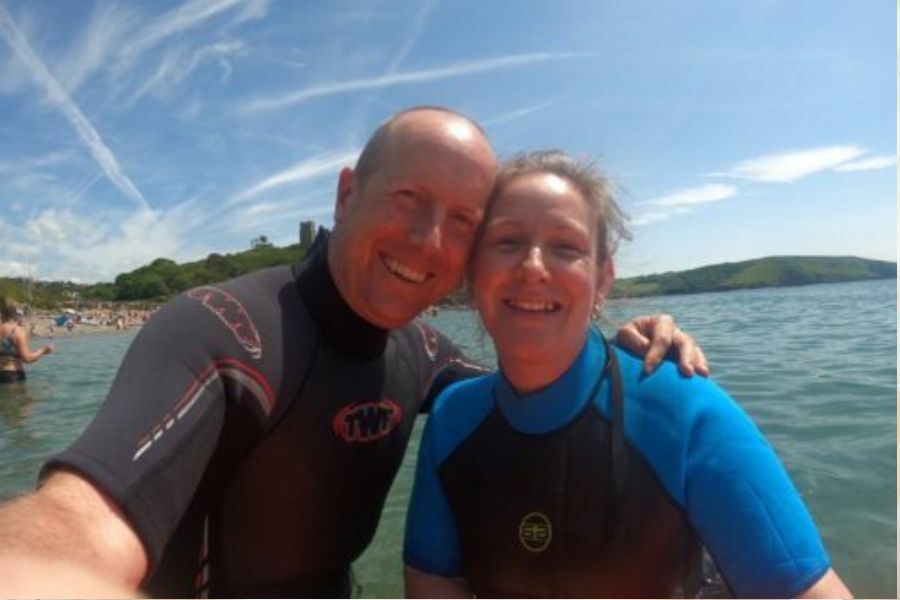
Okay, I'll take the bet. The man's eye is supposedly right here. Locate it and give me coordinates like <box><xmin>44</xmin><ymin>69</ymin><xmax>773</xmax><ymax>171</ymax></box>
<box><xmin>393</xmin><ymin>191</ymin><xmax>418</xmax><ymax>209</ymax></box>
<box><xmin>451</xmin><ymin>213</ymin><xmax>475</xmax><ymax>230</ymax></box>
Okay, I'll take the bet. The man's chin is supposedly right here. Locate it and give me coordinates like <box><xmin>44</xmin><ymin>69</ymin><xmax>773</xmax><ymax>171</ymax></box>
<box><xmin>365</xmin><ymin>302</ymin><xmax>428</xmax><ymax>330</ymax></box>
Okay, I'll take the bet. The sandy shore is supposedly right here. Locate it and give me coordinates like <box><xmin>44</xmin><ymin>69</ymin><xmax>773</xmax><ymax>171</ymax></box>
<box><xmin>21</xmin><ymin>308</ymin><xmax>156</xmax><ymax>341</ymax></box>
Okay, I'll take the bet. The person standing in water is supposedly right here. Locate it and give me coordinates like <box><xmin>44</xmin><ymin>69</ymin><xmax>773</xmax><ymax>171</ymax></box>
<box><xmin>0</xmin><ymin>297</ymin><xmax>53</xmax><ymax>384</ymax></box>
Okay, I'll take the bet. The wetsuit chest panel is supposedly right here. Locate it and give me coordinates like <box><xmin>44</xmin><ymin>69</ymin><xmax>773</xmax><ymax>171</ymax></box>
<box><xmin>215</xmin><ymin>332</ymin><xmax>422</xmax><ymax>592</ymax></box>
<box><xmin>439</xmin><ymin>407</ymin><xmax>701</xmax><ymax>598</ymax></box>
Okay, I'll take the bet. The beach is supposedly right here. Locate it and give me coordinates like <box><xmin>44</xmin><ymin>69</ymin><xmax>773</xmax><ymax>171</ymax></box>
<box><xmin>20</xmin><ymin>307</ymin><xmax>156</xmax><ymax>341</ymax></box>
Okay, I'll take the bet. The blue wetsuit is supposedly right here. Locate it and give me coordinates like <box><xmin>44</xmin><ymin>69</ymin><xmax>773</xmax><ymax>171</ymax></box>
<box><xmin>404</xmin><ymin>329</ymin><xmax>830</xmax><ymax>598</ymax></box>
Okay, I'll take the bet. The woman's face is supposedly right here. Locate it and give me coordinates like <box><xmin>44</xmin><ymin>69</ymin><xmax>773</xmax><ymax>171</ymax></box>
<box><xmin>472</xmin><ymin>172</ymin><xmax>612</xmax><ymax>368</ymax></box>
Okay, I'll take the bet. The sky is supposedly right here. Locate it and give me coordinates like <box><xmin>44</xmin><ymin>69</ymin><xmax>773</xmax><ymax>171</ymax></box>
<box><xmin>0</xmin><ymin>0</ymin><xmax>895</xmax><ymax>282</ymax></box>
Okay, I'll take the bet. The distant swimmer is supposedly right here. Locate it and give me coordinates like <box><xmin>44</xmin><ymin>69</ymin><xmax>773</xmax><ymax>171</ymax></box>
<box><xmin>0</xmin><ymin>297</ymin><xmax>53</xmax><ymax>384</ymax></box>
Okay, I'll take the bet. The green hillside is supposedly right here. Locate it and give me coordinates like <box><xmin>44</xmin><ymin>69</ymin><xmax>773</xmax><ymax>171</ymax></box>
<box><xmin>0</xmin><ymin>239</ymin><xmax>313</xmax><ymax>307</ymax></box>
<box><xmin>111</xmin><ymin>242</ymin><xmax>310</xmax><ymax>301</ymax></box>
<box><xmin>612</xmin><ymin>256</ymin><xmax>896</xmax><ymax>298</ymax></box>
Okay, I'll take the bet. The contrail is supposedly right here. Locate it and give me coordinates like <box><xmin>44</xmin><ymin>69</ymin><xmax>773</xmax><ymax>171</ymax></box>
<box><xmin>228</xmin><ymin>150</ymin><xmax>359</xmax><ymax>206</ymax></box>
<box><xmin>0</xmin><ymin>2</ymin><xmax>150</xmax><ymax>211</ymax></box>
<box><xmin>383</xmin><ymin>0</ymin><xmax>438</xmax><ymax>75</ymax></box>
<box><xmin>241</xmin><ymin>52</ymin><xmax>590</xmax><ymax>114</ymax></box>
<box><xmin>116</xmin><ymin>0</ymin><xmax>245</xmax><ymax>70</ymax></box>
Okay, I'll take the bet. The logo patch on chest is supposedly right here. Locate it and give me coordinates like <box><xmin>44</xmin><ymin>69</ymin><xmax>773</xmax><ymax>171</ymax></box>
<box><xmin>519</xmin><ymin>511</ymin><xmax>552</xmax><ymax>552</ymax></box>
<box><xmin>332</xmin><ymin>399</ymin><xmax>404</xmax><ymax>443</ymax></box>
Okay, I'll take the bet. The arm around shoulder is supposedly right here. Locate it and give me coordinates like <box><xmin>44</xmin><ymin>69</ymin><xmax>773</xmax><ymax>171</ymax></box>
<box><xmin>0</xmin><ymin>470</ymin><xmax>148</xmax><ymax>594</ymax></box>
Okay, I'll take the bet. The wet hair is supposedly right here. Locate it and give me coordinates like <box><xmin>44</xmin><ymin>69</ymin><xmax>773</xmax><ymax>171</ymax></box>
<box><xmin>0</xmin><ymin>296</ymin><xmax>19</xmax><ymax>322</ymax></box>
<box><xmin>354</xmin><ymin>106</ymin><xmax>487</xmax><ymax>189</ymax></box>
<box><xmin>481</xmin><ymin>150</ymin><xmax>631</xmax><ymax>264</ymax></box>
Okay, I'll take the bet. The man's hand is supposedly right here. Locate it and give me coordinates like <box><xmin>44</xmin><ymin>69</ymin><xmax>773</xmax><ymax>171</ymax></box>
<box><xmin>615</xmin><ymin>314</ymin><xmax>709</xmax><ymax>377</ymax></box>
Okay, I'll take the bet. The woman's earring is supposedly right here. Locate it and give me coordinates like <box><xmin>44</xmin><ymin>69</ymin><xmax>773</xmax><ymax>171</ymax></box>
<box><xmin>591</xmin><ymin>297</ymin><xmax>605</xmax><ymax>321</ymax></box>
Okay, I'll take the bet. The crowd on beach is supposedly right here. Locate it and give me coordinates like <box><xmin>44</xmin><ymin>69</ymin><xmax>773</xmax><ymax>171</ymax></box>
<box><xmin>20</xmin><ymin>306</ymin><xmax>157</xmax><ymax>339</ymax></box>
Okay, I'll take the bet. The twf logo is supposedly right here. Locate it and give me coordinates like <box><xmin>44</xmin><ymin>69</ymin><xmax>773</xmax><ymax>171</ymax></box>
<box><xmin>333</xmin><ymin>399</ymin><xmax>403</xmax><ymax>443</ymax></box>
<box><xmin>188</xmin><ymin>287</ymin><xmax>262</xmax><ymax>359</ymax></box>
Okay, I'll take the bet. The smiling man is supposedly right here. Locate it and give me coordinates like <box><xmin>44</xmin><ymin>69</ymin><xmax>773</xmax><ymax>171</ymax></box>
<box><xmin>0</xmin><ymin>107</ymin><xmax>706</xmax><ymax>598</ymax></box>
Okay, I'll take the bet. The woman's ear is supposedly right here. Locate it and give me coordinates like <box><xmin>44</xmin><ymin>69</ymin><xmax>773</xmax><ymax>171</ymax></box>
<box><xmin>595</xmin><ymin>258</ymin><xmax>616</xmax><ymax>304</ymax></box>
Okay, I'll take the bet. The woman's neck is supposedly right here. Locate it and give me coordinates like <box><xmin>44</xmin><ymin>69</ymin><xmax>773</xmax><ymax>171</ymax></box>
<box><xmin>497</xmin><ymin>334</ymin><xmax>587</xmax><ymax>395</ymax></box>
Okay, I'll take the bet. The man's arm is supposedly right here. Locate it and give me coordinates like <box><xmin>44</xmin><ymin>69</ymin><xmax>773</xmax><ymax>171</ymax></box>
<box><xmin>0</xmin><ymin>471</ymin><xmax>147</xmax><ymax>594</ymax></box>
<box><xmin>405</xmin><ymin>565</ymin><xmax>471</xmax><ymax>599</ymax></box>
<box><xmin>615</xmin><ymin>313</ymin><xmax>709</xmax><ymax>376</ymax></box>
<box><xmin>420</xmin><ymin>313</ymin><xmax>710</xmax><ymax>410</ymax></box>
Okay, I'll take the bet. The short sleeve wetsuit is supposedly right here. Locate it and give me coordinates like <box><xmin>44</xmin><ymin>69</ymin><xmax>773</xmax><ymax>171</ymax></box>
<box><xmin>42</xmin><ymin>232</ymin><xmax>488</xmax><ymax>598</ymax></box>
<box><xmin>404</xmin><ymin>329</ymin><xmax>831</xmax><ymax>598</ymax></box>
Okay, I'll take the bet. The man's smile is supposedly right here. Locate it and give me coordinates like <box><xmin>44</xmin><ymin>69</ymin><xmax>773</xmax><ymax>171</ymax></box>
<box><xmin>381</xmin><ymin>254</ymin><xmax>432</xmax><ymax>284</ymax></box>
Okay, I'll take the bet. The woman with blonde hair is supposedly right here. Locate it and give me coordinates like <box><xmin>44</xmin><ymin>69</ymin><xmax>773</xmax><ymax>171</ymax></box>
<box><xmin>0</xmin><ymin>297</ymin><xmax>53</xmax><ymax>383</ymax></box>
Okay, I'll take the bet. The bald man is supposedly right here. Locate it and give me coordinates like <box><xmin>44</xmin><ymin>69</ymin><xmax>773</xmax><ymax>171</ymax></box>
<box><xmin>0</xmin><ymin>107</ymin><xmax>705</xmax><ymax>598</ymax></box>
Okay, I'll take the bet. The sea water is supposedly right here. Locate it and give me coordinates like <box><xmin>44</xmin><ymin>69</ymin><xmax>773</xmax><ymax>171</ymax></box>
<box><xmin>0</xmin><ymin>279</ymin><xmax>895</xmax><ymax>597</ymax></box>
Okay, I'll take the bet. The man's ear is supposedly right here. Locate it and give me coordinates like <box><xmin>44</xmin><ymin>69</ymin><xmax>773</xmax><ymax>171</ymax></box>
<box><xmin>334</xmin><ymin>167</ymin><xmax>355</xmax><ymax>223</ymax></box>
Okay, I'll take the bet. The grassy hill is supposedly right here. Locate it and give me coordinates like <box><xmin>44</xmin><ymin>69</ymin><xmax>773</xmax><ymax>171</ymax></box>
<box><xmin>612</xmin><ymin>256</ymin><xmax>896</xmax><ymax>298</ymax></box>
<box><xmin>0</xmin><ymin>240</ymin><xmax>313</xmax><ymax>307</ymax></box>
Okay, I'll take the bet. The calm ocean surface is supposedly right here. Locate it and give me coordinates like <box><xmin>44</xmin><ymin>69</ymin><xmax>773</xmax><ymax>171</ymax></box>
<box><xmin>0</xmin><ymin>279</ymin><xmax>895</xmax><ymax>597</ymax></box>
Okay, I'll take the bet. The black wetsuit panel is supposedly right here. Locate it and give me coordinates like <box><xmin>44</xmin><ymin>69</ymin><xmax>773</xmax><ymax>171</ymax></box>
<box><xmin>42</xmin><ymin>235</ymin><xmax>486</xmax><ymax>598</ymax></box>
<box><xmin>439</xmin><ymin>406</ymin><xmax>703</xmax><ymax>598</ymax></box>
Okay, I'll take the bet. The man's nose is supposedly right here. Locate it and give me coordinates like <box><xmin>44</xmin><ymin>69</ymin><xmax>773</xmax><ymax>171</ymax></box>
<box><xmin>409</xmin><ymin>212</ymin><xmax>443</xmax><ymax>250</ymax></box>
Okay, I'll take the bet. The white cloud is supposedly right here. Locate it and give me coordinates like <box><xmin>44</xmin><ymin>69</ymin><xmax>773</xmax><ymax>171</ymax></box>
<box><xmin>25</xmin><ymin>207</ymin><xmax>106</xmax><ymax>245</ymax></box>
<box><xmin>125</xmin><ymin>39</ymin><xmax>245</xmax><ymax>107</ymax></box>
<box><xmin>632</xmin><ymin>184</ymin><xmax>737</xmax><ymax>227</ymax></box>
<box><xmin>833</xmin><ymin>154</ymin><xmax>896</xmax><ymax>172</ymax></box>
<box><xmin>229</xmin><ymin>150</ymin><xmax>358</xmax><ymax>206</ymax></box>
<box><xmin>114</xmin><ymin>0</ymin><xmax>246</xmax><ymax>72</ymax></box>
<box><xmin>7</xmin><ymin>242</ymin><xmax>41</xmax><ymax>258</ymax></box>
<box><xmin>709</xmin><ymin>145</ymin><xmax>866</xmax><ymax>183</ymax></box>
<box><xmin>0</xmin><ymin>3</ymin><xmax>150</xmax><ymax>211</ymax></box>
<box><xmin>642</xmin><ymin>183</ymin><xmax>737</xmax><ymax>208</ymax></box>
<box><xmin>631</xmin><ymin>206</ymin><xmax>691</xmax><ymax>227</ymax></box>
<box><xmin>0</xmin><ymin>260</ymin><xmax>30</xmax><ymax>277</ymax></box>
<box><xmin>239</xmin><ymin>52</ymin><xmax>589</xmax><ymax>114</ymax></box>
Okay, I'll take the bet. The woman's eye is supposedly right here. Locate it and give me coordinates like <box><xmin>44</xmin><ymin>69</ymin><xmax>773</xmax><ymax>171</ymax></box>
<box><xmin>492</xmin><ymin>238</ymin><xmax>522</xmax><ymax>251</ymax></box>
<box><xmin>552</xmin><ymin>243</ymin><xmax>586</xmax><ymax>258</ymax></box>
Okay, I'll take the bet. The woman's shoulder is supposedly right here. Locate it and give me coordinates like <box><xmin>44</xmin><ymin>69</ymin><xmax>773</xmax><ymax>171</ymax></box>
<box><xmin>612</xmin><ymin>344</ymin><xmax>733</xmax><ymax>411</ymax></box>
<box><xmin>427</xmin><ymin>374</ymin><xmax>497</xmax><ymax>464</ymax></box>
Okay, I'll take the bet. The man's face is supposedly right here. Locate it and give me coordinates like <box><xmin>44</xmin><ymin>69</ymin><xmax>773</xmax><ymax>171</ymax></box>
<box><xmin>330</xmin><ymin>113</ymin><xmax>496</xmax><ymax>329</ymax></box>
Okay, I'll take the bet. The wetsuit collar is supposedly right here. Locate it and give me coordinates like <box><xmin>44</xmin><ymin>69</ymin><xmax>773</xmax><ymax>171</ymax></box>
<box><xmin>494</xmin><ymin>328</ymin><xmax>608</xmax><ymax>435</ymax></box>
<box><xmin>294</xmin><ymin>230</ymin><xmax>389</xmax><ymax>358</ymax></box>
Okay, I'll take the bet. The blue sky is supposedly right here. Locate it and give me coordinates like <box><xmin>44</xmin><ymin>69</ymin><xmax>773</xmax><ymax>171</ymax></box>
<box><xmin>0</xmin><ymin>0</ymin><xmax>895</xmax><ymax>282</ymax></box>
